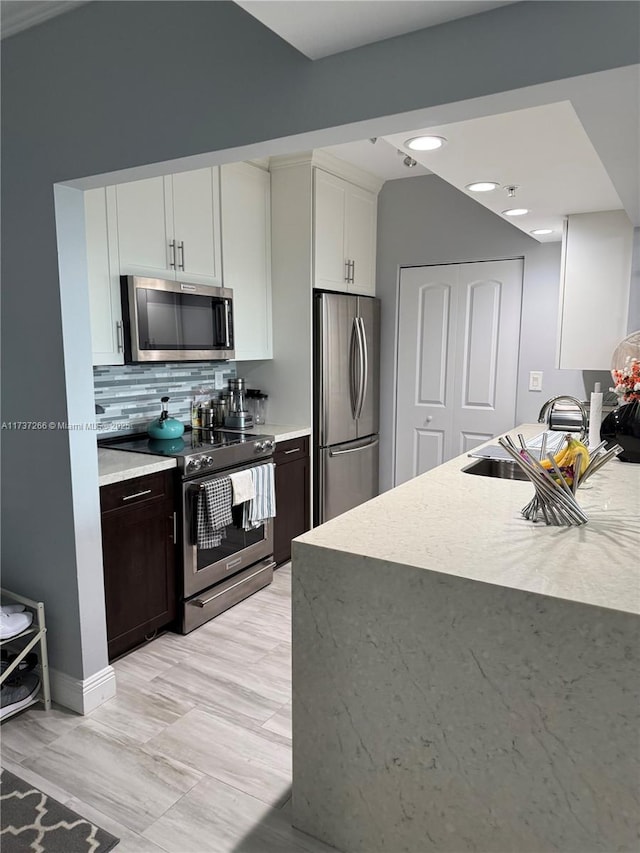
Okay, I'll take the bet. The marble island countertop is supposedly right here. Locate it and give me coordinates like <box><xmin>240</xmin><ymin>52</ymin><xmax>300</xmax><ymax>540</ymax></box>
<box><xmin>295</xmin><ymin>423</ymin><xmax>640</xmax><ymax>615</ymax></box>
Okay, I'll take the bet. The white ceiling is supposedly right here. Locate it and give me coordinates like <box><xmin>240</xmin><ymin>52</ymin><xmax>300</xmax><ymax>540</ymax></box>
<box><xmin>348</xmin><ymin>101</ymin><xmax>624</xmax><ymax>241</ymax></box>
<box><xmin>3</xmin><ymin>0</ymin><xmax>636</xmax><ymax>245</ymax></box>
<box><xmin>235</xmin><ymin>0</ymin><xmax>516</xmax><ymax>60</ymax></box>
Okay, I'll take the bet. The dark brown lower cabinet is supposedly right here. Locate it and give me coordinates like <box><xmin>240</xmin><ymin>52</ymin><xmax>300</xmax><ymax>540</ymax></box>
<box><xmin>100</xmin><ymin>470</ymin><xmax>177</xmax><ymax>660</ymax></box>
<box><xmin>273</xmin><ymin>436</ymin><xmax>310</xmax><ymax>566</ymax></box>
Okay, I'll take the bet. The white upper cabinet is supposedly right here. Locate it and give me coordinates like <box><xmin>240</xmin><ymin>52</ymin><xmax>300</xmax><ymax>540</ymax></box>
<box><xmin>221</xmin><ymin>162</ymin><xmax>272</xmax><ymax>360</ymax></box>
<box><xmin>171</xmin><ymin>168</ymin><xmax>222</xmax><ymax>283</ymax></box>
<box><xmin>313</xmin><ymin>168</ymin><xmax>378</xmax><ymax>295</ymax></box>
<box><xmin>557</xmin><ymin>210</ymin><xmax>633</xmax><ymax>370</ymax></box>
<box><xmin>114</xmin><ymin>167</ymin><xmax>222</xmax><ymax>286</ymax></box>
<box><xmin>85</xmin><ymin>186</ymin><xmax>124</xmax><ymax>366</ymax></box>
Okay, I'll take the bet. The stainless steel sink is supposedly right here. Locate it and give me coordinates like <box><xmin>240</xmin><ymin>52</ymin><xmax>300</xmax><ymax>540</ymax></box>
<box><xmin>462</xmin><ymin>458</ymin><xmax>529</xmax><ymax>481</ymax></box>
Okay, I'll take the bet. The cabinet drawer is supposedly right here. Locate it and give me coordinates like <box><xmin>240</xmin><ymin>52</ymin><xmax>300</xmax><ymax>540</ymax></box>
<box><xmin>100</xmin><ymin>470</ymin><xmax>173</xmax><ymax>513</ymax></box>
<box><xmin>274</xmin><ymin>436</ymin><xmax>309</xmax><ymax>465</ymax></box>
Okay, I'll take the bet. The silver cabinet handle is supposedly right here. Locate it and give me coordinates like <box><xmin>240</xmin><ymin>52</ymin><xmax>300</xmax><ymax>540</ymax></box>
<box><xmin>116</xmin><ymin>321</ymin><xmax>124</xmax><ymax>353</ymax></box>
<box><xmin>329</xmin><ymin>438</ymin><xmax>379</xmax><ymax>457</ymax></box>
<box><xmin>344</xmin><ymin>259</ymin><xmax>351</xmax><ymax>283</ymax></box>
<box><xmin>283</xmin><ymin>448</ymin><xmax>301</xmax><ymax>454</ymax></box>
<box><xmin>178</xmin><ymin>241</ymin><xmax>185</xmax><ymax>271</ymax></box>
<box><xmin>172</xmin><ymin>511</ymin><xmax>177</xmax><ymax>544</ymax></box>
<box><xmin>349</xmin><ymin>259</ymin><xmax>355</xmax><ymax>284</ymax></box>
<box><xmin>169</xmin><ymin>240</ymin><xmax>176</xmax><ymax>269</ymax></box>
<box><xmin>122</xmin><ymin>489</ymin><xmax>152</xmax><ymax>502</ymax></box>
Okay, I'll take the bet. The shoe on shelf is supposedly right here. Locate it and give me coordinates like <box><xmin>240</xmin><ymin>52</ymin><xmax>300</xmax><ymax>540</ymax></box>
<box><xmin>0</xmin><ymin>610</ymin><xmax>33</xmax><ymax>640</ymax></box>
<box><xmin>0</xmin><ymin>672</ymin><xmax>40</xmax><ymax>719</ymax></box>
<box><xmin>0</xmin><ymin>604</ymin><xmax>26</xmax><ymax>615</ymax></box>
<box><xmin>1</xmin><ymin>651</ymin><xmax>38</xmax><ymax>675</ymax></box>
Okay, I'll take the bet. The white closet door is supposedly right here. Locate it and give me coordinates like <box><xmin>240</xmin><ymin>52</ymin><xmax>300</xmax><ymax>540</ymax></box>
<box><xmin>395</xmin><ymin>259</ymin><xmax>523</xmax><ymax>485</ymax></box>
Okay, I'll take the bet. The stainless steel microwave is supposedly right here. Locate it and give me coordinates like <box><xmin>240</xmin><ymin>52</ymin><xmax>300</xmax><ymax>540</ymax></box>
<box><xmin>121</xmin><ymin>276</ymin><xmax>234</xmax><ymax>362</ymax></box>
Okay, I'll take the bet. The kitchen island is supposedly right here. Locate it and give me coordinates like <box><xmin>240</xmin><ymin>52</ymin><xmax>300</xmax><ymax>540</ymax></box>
<box><xmin>291</xmin><ymin>425</ymin><xmax>639</xmax><ymax>853</ymax></box>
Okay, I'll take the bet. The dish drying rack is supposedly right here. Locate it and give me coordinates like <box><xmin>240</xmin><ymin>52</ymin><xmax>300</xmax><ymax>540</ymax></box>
<box><xmin>497</xmin><ymin>433</ymin><xmax>623</xmax><ymax>526</ymax></box>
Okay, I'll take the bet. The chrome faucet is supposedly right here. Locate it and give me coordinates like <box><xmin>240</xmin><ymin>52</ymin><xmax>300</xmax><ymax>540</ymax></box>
<box><xmin>538</xmin><ymin>395</ymin><xmax>589</xmax><ymax>441</ymax></box>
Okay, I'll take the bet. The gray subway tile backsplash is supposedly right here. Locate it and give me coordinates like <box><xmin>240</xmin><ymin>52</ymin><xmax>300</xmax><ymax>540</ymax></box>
<box><xmin>94</xmin><ymin>362</ymin><xmax>236</xmax><ymax>436</ymax></box>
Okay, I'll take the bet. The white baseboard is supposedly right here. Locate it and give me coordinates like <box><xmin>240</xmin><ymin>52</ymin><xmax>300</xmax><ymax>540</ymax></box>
<box><xmin>49</xmin><ymin>665</ymin><xmax>116</xmax><ymax>714</ymax></box>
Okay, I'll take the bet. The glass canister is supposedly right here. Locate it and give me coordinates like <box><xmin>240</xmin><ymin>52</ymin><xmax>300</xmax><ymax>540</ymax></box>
<box><xmin>246</xmin><ymin>390</ymin><xmax>268</xmax><ymax>425</ymax></box>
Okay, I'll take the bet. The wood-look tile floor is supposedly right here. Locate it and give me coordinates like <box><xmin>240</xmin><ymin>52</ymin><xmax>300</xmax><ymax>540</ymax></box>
<box><xmin>0</xmin><ymin>564</ymin><xmax>336</xmax><ymax>853</ymax></box>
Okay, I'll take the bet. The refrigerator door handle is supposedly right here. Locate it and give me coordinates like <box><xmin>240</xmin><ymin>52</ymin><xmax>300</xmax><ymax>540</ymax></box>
<box><xmin>329</xmin><ymin>438</ymin><xmax>379</xmax><ymax>457</ymax></box>
<box><xmin>356</xmin><ymin>316</ymin><xmax>368</xmax><ymax>420</ymax></box>
<box><xmin>349</xmin><ymin>317</ymin><xmax>359</xmax><ymax>419</ymax></box>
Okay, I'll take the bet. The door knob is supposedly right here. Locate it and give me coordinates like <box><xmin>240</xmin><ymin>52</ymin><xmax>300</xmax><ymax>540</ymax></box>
<box><xmin>425</xmin><ymin>416</ymin><xmax>433</xmax><ymax>424</ymax></box>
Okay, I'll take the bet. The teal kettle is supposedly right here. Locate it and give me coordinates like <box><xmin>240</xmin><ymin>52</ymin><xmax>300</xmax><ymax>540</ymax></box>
<box><xmin>147</xmin><ymin>396</ymin><xmax>185</xmax><ymax>440</ymax></box>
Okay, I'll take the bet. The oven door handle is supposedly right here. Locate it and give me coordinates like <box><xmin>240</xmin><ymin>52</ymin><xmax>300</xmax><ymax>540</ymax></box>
<box><xmin>190</xmin><ymin>485</ymin><xmax>202</xmax><ymax>546</ymax></box>
<box><xmin>193</xmin><ymin>561</ymin><xmax>277</xmax><ymax>607</ymax></box>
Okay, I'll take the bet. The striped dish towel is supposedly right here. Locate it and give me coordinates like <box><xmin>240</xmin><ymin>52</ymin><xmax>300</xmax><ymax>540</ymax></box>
<box><xmin>243</xmin><ymin>463</ymin><xmax>276</xmax><ymax>530</ymax></box>
<box><xmin>197</xmin><ymin>477</ymin><xmax>233</xmax><ymax>549</ymax></box>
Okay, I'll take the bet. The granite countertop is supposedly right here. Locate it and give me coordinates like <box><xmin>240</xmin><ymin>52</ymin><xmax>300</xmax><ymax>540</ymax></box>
<box><xmin>98</xmin><ymin>448</ymin><xmax>177</xmax><ymax>487</ymax></box>
<box><xmin>295</xmin><ymin>424</ymin><xmax>640</xmax><ymax>616</ymax></box>
<box><xmin>244</xmin><ymin>424</ymin><xmax>311</xmax><ymax>442</ymax></box>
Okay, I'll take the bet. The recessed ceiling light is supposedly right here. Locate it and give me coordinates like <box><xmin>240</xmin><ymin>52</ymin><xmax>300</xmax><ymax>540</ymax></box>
<box><xmin>531</xmin><ymin>228</ymin><xmax>554</xmax><ymax>235</ymax></box>
<box><xmin>466</xmin><ymin>181</ymin><xmax>500</xmax><ymax>193</ymax></box>
<box><xmin>502</xmin><ymin>208</ymin><xmax>529</xmax><ymax>217</ymax></box>
<box><xmin>405</xmin><ymin>135</ymin><xmax>447</xmax><ymax>151</ymax></box>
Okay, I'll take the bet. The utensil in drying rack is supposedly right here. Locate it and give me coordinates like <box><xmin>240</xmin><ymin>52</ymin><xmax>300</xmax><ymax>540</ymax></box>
<box><xmin>497</xmin><ymin>435</ymin><xmax>622</xmax><ymax>526</ymax></box>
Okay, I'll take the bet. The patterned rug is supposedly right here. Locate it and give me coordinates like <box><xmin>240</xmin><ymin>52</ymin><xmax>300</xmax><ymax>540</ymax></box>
<box><xmin>0</xmin><ymin>768</ymin><xmax>119</xmax><ymax>852</ymax></box>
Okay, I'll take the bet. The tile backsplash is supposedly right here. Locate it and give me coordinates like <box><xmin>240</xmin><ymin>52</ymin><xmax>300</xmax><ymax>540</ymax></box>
<box><xmin>94</xmin><ymin>362</ymin><xmax>236</xmax><ymax>436</ymax></box>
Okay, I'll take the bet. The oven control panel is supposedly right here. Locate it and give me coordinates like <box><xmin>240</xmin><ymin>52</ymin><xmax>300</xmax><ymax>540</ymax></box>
<box><xmin>183</xmin><ymin>435</ymin><xmax>275</xmax><ymax>476</ymax></box>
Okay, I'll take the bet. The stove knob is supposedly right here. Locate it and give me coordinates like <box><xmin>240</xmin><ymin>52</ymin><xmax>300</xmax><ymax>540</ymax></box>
<box><xmin>187</xmin><ymin>457</ymin><xmax>202</xmax><ymax>472</ymax></box>
<box><xmin>265</xmin><ymin>440</ymin><xmax>276</xmax><ymax>451</ymax></box>
<box><xmin>200</xmin><ymin>455</ymin><xmax>213</xmax><ymax>468</ymax></box>
<box><xmin>254</xmin><ymin>441</ymin><xmax>265</xmax><ymax>452</ymax></box>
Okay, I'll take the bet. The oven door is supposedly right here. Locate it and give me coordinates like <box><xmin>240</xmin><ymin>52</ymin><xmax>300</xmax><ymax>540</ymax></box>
<box><xmin>182</xmin><ymin>461</ymin><xmax>274</xmax><ymax>599</ymax></box>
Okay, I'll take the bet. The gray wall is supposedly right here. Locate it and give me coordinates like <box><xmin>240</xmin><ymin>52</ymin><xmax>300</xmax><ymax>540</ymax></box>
<box><xmin>376</xmin><ymin>174</ymin><xmax>615</xmax><ymax>492</ymax></box>
<box><xmin>2</xmin><ymin>1</ymin><xmax>638</xmax><ymax>683</ymax></box>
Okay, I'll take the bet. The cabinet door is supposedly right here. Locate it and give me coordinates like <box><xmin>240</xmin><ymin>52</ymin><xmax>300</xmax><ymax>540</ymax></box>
<box><xmin>346</xmin><ymin>184</ymin><xmax>377</xmax><ymax>296</ymax></box>
<box><xmin>557</xmin><ymin>211</ymin><xmax>633</xmax><ymax>370</ymax></box>
<box><xmin>171</xmin><ymin>167</ymin><xmax>222</xmax><ymax>285</ymax></box>
<box><xmin>274</xmin><ymin>451</ymin><xmax>310</xmax><ymax>566</ymax></box>
<box><xmin>314</xmin><ymin>169</ymin><xmax>348</xmax><ymax>292</ymax></box>
<box><xmin>221</xmin><ymin>163</ymin><xmax>272</xmax><ymax>359</ymax></box>
<box><xmin>85</xmin><ymin>187</ymin><xmax>124</xmax><ymax>365</ymax></box>
<box><xmin>101</xmin><ymin>485</ymin><xmax>176</xmax><ymax>660</ymax></box>
<box><xmin>115</xmin><ymin>176</ymin><xmax>174</xmax><ymax>278</ymax></box>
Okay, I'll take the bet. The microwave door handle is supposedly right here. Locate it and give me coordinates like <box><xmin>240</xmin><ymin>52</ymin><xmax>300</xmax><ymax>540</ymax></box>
<box><xmin>224</xmin><ymin>300</ymin><xmax>231</xmax><ymax>348</ymax></box>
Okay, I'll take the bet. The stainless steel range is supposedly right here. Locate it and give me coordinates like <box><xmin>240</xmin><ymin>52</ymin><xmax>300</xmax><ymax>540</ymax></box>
<box><xmin>101</xmin><ymin>428</ymin><xmax>277</xmax><ymax>633</ymax></box>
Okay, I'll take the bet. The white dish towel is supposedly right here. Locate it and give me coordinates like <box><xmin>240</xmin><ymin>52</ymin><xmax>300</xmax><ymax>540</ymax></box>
<box><xmin>229</xmin><ymin>469</ymin><xmax>256</xmax><ymax>506</ymax></box>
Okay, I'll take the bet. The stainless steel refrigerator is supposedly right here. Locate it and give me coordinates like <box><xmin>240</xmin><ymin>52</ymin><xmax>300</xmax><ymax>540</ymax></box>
<box><xmin>314</xmin><ymin>291</ymin><xmax>380</xmax><ymax>525</ymax></box>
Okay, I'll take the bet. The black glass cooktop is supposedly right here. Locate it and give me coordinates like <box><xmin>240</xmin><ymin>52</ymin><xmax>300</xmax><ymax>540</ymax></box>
<box><xmin>100</xmin><ymin>428</ymin><xmax>272</xmax><ymax>458</ymax></box>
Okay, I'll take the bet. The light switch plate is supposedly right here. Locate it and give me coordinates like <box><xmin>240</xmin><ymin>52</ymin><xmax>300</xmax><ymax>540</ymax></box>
<box><xmin>214</xmin><ymin>372</ymin><xmax>224</xmax><ymax>390</ymax></box>
<box><xmin>529</xmin><ymin>370</ymin><xmax>543</xmax><ymax>391</ymax></box>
